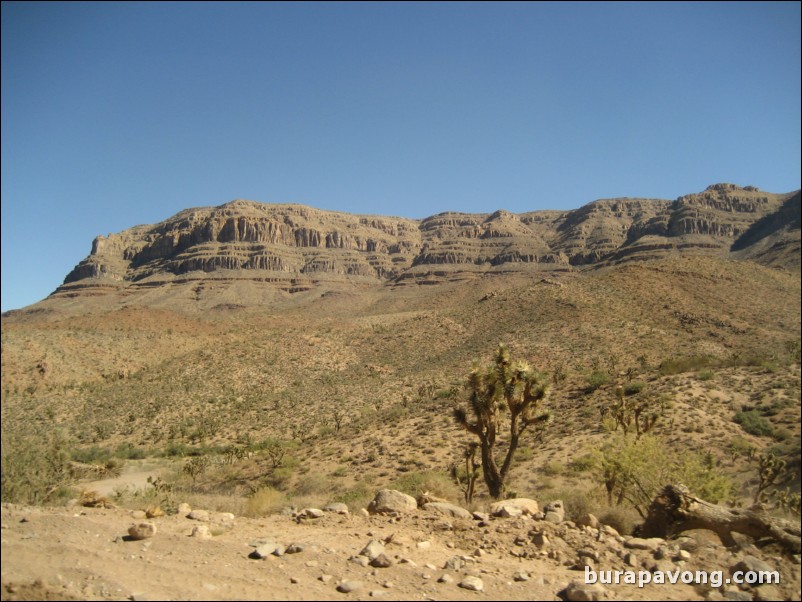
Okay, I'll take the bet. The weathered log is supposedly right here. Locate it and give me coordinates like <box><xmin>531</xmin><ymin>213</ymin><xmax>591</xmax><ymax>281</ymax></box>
<box><xmin>638</xmin><ymin>484</ymin><xmax>801</xmax><ymax>554</ymax></box>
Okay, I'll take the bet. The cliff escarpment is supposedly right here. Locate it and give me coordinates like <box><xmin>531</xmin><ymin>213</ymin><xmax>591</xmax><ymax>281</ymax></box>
<box><xmin>51</xmin><ymin>184</ymin><xmax>799</xmax><ymax>306</ymax></box>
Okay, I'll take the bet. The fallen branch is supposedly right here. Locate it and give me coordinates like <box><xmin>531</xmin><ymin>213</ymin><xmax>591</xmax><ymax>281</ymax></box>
<box><xmin>638</xmin><ymin>484</ymin><xmax>801</xmax><ymax>554</ymax></box>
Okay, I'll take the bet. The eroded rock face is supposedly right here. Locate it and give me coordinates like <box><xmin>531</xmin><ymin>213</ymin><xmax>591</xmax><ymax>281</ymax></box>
<box><xmin>53</xmin><ymin>185</ymin><xmax>799</xmax><ymax>306</ymax></box>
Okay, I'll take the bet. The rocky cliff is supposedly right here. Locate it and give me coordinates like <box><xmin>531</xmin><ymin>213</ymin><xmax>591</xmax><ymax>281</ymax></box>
<box><xmin>52</xmin><ymin>184</ymin><xmax>799</xmax><ymax>305</ymax></box>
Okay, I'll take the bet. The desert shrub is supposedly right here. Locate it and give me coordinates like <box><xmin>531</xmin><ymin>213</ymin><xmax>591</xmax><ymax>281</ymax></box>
<box><xmin>393</xmin><ymin>470</ymin><xmax>461</xmax><ymax>501</ymax></box>
<box><xmin>697</xmin><ymin>370</ymin><xmax>715</xmax><ymax>381</ymax></box>
<box><xmin>659</xmin><ymin>355</ymin><xmax>715</xmax><ymax>375</ymax></box>
<box><xmin>332</xmin><ymin>482</ymin><xmax>374</xmax><ymax>512</ymax></box>
<box><xmin>548</xmin><ymin>488</ymin><xmax>596</xmax><ymax>522</ymax></box>
<box><xmin>585</xmin><ymin>370</ymin><xmax>610</xmax><ymax>392</ymax></box>
<box><xmin>597</xmin><ymin>434</ymin><xmax>732</xmax><ymax>518</ymax></box>
<box><xmin>244</xmin><ymin>486</ymin><xmax>288</xmax><ymax>517</ymax></box>
<box><xmin>292</xmin><ymin>472</ymin><xmax>333</xmax><ymax>497</ymax></box>
<box><xmin>598</xmin><ymin>505</ymin><xmax>640</xmax><ymax>536</ymax></box>
<box><xmin>733</xmin><ymin>410</ymin><xmax>775</xmax><ymax>438</ymax></box>
<box><xmin>623</xmin><ymin>382</ymin><xmax>646</xmax><ymax>396</ymax></box>
<box><xmin>1</xmin><ymin>433</ymin><xmax>72</xmax><ymax>505</ymax></box>
<box><xmin>70</xmin><ymin>446</ymin><xmax>112</xmax><ymax>465</ymax></box>
<box><xmin>541</xmin><ymin>461</ymin><xmax>564</xmax><ymax>477</ymax></box>
<box><xmin>568</xmin><ymin>453</ymin><xmax>597</xmax><ymax>475</ymax></box>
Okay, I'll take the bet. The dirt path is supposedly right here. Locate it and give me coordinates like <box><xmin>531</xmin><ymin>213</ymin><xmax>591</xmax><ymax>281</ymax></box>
<box><xmin>79</xmin><ymin>459</ymin><xmax>169</xmax><ymax>498</ymax></box>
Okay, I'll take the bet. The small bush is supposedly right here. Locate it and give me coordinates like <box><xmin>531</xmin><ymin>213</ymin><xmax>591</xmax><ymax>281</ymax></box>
<box><xmin>598</xmin><ymin>506</ymin><xmax>640</xmax><ymax>536</ymax></box>
<box><xmin>585</xmin><ymin>371</ymin><xmax>610</xmax><ymax>392</ymax></box>
<box><xmin>623</xmin><ymin>382</ymin><xmax>646</xmax><ymax>396</ymax></box>
<box><xmin>733</xmin><ymin>411</ymin><xmax>775</xmax><ymax>438</ymax></box>
<box><xmin>244</xmin><ymin>487</ymin><xmax>288</xmax><ymax>517</ymax></box>
<box><xmin>659</xmin><ymin>355</ymin><xmax>715</xmax><ymax>375</ymax></box>
<box><xmin>697</xmin><ymin>370</ymin><xmax>714</xmax><ymax>381</ymax></box>
<box><xmin>393</xmin><ymin>470</ymin><xmax>460</xmax><ymax>501</ymax></box>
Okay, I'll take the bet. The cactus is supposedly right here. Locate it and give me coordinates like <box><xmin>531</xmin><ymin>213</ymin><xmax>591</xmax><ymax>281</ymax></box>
<box><xmin>453</xmin><ymin>343</ymin><xmax>550</xmax><ymax>499</ymax></box>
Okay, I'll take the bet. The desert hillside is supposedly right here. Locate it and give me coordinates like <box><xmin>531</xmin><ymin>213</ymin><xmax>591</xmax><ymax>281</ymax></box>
<box><xmin>1</xmin><ymin>183</ymin><xmax>800</xmax><ymax>600</ymax></box>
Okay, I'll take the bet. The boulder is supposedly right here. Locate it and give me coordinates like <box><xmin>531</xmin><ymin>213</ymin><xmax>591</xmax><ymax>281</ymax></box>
<box><xmin>489</xmin><ymin>498</ymin><xmax>539</xmax><ymax>518</ymax></box>
<box><xmin>367</xmin><ymin>489</ymin><xmax>417</xmax><ymax>515</ymax></box>
<box><xmin>127</xmin><ymin>522</ymin><xmax>157</xmax><ymax>540</ymax></box>
<box><xmin>422</xmin><ymin>502</ymin><xmax>472</xmax><ymax>519</ymax></box>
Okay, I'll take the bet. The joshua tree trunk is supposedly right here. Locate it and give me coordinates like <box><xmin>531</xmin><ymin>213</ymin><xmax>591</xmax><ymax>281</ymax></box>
<box><xmin>639</xmin><ymin>484</ymin><xmax>801</xmax><ymax>553</ymax></box>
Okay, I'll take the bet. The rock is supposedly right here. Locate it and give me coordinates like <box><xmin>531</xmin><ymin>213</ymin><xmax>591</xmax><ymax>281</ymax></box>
<box><xmin>564</xmin><ymin>580</ymin><xmax>606</xmax><ymax>601</ymax></box>
<box><xmin>624</xmin><ymin>537</ymin><xmax>663</xmax><ymax>551</ymax></box>
<box><xmin>416</xmin><ymin>541</ymin><xmax>431</xmax><ymax>550</ymax></box>
<box><xmin>676</xmin><ymin>550</ymin><xmax>692</xmax><ymax>561</ymax></box>
<box><xmin>443</xmin><ymin>556</ymin><xmax>464</xmax><ymax>570</ymax></box>
<box><xmin>187</xmin><ymin>509</ymin><xmax>210</xmax><ymax>522</ymax></box>
<box><xmin>319</xmin><ymin>575</ymin><xmax>333</xmax><ymax>583</ymax></box>
<box><xmin>490</xmin><ymin>498</ymin><xmax>539</xmax><ymax>518</ymax></box>
<box><xmin>176</xmin><ymin>502</ymin><xmax>191</xmax><ymax>515</ymax></box>
<box><xmin>530</xmin><ymin>531</ymin><xmax>549</xmax><ymax>548</ymax></box>
<box><xmin>753</xmin><ymin>585</ymin><xmax>783</xmax><ymax>601</ymax></box>
<box><xmin>513</xmin><ymin>571</ymin><xmax>530</xmax><ymax>582</ymax></box>
<box><xmin>359</xmin><ymin>540</ymin><xmax>385</xmax><ymax>560</ymax></box>
<box><xmin>130</xmin><ymin>510</ymin><xmax>147</xmax><ymax>519</ymax></box>
<box><xmin>367</xmin><ymin>489</ymin><xmax>418</xmax><ymax>515</ymax></box>
<box><xmin>337</xmin><ymin>580</ymin><xmax>363</xmax><ymax>593</ymax></box>
<box><xmin>145</xmin><ymin>506</ymin><xmax>164</xmax><ymax>519</ymax></box>
<box><xmin>350</xmin><ymin>555</ymin><xmax>370</xmax><ymax>567</ymax></box>
<box><xmin>422</xmin><ymin>502</ymin><xmax>472</xmax><ymax>519</ymax></box>
<box><xmin>190</xmin><ymin>525</ymin><xmax>212</xmax><ymax>539</ymax></box>
<box><xmin>543</xmin><ymin>500</ymin><xmax>565</xmax><ymax>523</ymax></box>
<box><xmin>723</xmin><ymin>590</ymin><xmax>754</xmax><ymax>601</ymax></box>
<box><xmin>472</xmin><ymin>511</ymin><xmax>490</xmax><ymax>522</ymax></box>
<box><xmin>323</xmin><ymin>503</ymin><xmax>349</xmax><ymax>515</ymax></box>
<box><xmin>731</xmin><ymin>555</ymin><xmax>774</xmax><ymax>576</ymax></box>
<box><xmin>624</xmin><ymin>552</ymin><xmax>638</xmax><ymax>567</ymax></box>
<box><xmin>438</xmin><ymin>574</ymin><xmax>454</xmax><ymax>584</ymax></box>
<box><xmin>285</xmin><ymin>543</ymin><xmax>305</xmax><ymax>554</ymax></box>
<box><xmin>127</xmin><ymin>522</ymin><xmax>157</xmax><ymax>540</ymax></box>
<box><xmin>370</xmin><ymin>553</ymin><xmax>393</xmax><ymax>568</ymax></box>
<box><xmin>458</xmin><ymin>576</ymin><xmax>484</xmax><ymax>592</ymax></box>
<box><xmin>301</xmin><ymin>508</ymin><xmax>324</xmax><ymax>519</ymax></box>
<box><xmin>249</xmin><ymin>542</ymin><xmax>282</xmax><ymax>559</ymax></box>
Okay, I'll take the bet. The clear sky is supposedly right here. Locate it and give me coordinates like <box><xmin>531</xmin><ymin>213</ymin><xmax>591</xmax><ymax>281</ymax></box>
<box><xmin>2</xmin><ymin>2</ymin><xmax>800</xmax><ymax>311</ymax></box>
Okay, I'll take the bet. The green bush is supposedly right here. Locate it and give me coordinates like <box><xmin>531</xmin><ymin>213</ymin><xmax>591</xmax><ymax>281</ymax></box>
<box><xmin>393</xmin><ymin>470</ymin><xmax>461</xmax><ymax>501</ymax></box>
<box><xmin>585</xmin><ymin>370</ymin><xmax>610</xmax><ymax>392</ymax></box>
<box><xmin>733</xmin><ymin>411</ymin><xmax>775</xmax><ymax>438</ymax></box>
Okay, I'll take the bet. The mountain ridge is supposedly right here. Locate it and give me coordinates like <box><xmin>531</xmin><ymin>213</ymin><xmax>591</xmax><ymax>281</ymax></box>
<box><xmin>25</xmin><ymin>183</ymin><xmax>801</xmax><ymax>312</ymax></box>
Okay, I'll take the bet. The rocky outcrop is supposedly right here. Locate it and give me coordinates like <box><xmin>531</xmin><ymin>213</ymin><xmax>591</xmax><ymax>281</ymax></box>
<box><xmin>52</xmin><ymin>184</ymin><xmax>799</xmax><ymax>305</ymax></box>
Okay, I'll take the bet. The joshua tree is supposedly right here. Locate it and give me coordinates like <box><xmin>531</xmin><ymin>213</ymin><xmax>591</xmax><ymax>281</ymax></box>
<box><xmin>453</xmin><ymin>343</ymin><xmax>550</xmax><ymax>498</ymax></box>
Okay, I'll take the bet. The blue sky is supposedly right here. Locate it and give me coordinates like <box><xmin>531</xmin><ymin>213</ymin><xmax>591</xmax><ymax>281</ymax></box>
<box><xmin>2</xmin><ymin>2</ymin><xmax>800</xmax><ymax>311</ymax></box>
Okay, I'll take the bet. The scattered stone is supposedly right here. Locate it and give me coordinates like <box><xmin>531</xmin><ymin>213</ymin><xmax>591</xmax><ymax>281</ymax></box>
<box><xmin>564</xmin><ymin>580</ymin><xmax>606</xmax><ymax>601</ymax></box>
<box><xmin>350</xmin><ymin>555</ymin><xmax>370</xmax><ymax>567</ymax></box>
<box><xmin>543</xmin><ymin>500</ymin><xmax>565</xmax><ymax>524</ymax></box>
<box><xmin>370</xmin><ymin>554</ymin><xmax>393</xmax><ymax>568</ymax></box>
<box><xmin>676</xmin><ymin>550</ymin><xmax>692</xmax><ymax>561</ymax></box>
<box><xmin>319</xmin><ymin>575</ymin><xmax>333</xmax><ymax>583</ymax></box>
<box><xmin>190</xmin><ymin>525</ymin><xmax>212</xmax><ymax>540</ymax></box>
<box><xmin>624</xmin><ymin>537</ymin><xmax>663</xmax><ymax>552</ymax></box>
<box><xmin>576</xmin><ymin>513</ymin><xmax>599</xmax><ymax>529</ymax></box>
<box><xmin>490</xmin><ymin>498</ymin><xmax>539</xmax><ymax>518</ymax></box>
<box><xmin>458</xmin><ymin>576</ymin><xmax>484</xmax><ymax>592</ymax></box>
<box><xmin>472</xmin><ymin>511</ymin><xmax>490</xmax><ymax>522</ymax></box>
<box><xmin>731</xmin><ymin>555</ymin><xmax>774</xmax><ymax>576</ymax></box>
<box><xmin>187</xmin><ymin>510</ymin><xmax>210</xmax><ymax>522</ymax></box>
<box><xmin>145</xmin><ymin>506</ymin><xmax>164</xmax><ymax>519</ymax></box>
<box><xmin>337</xmin><ymin>580</ymin><xmax>363</xmax><ymax>594</ymax></box>
<box><xmin>513</xmin><ymin>571</ymin><xmax>530</xmax><ymax>582</ymax></box>
<box><xmin>249</xmin><ymin>542</ymin><xmax>281</xmax><ymax>559</ymax></box>
<box><xmin>530</xmin><ymin>531</ymin><xmax>549</xmax><ymax>548</ymax></box>
<box><xmin>369</xmin><ymin>590</ymin><xmax>386</xmax><ymax>598</ymax></box>
<box><xmin>130</xmin><ymin>510</ymin><xmax>147</xmax><ymax>520</ymax></box>
<box><xmin>753</xmin><ymin>585</ymin><xmax>783</xmax><ymax>601</ymax></box>
<box><xmin>367</xmin><ymin>489</ymin><xmax>417</xmax><ymax>515</ymax></box>
<box><xmin>176</xmin><ymin>503</ymin><xmax>192</xmax><ymax>515</ymax></box>
<box><xmin>301</xmin><ymin>508</ymin><xmax>324</xmax><ymax>519</ymax></box>
<box><xmin>324</xmin><ymin>503</ymin><xmax>350</xmax><ymax>515</ymax></box>
<box><xmin>285</xmin><ymin>543</ymin><xmax>305</xmax><ymax>554</ymax></box>
<box><xmin>443</xmin><ymin>556</ymin><xmax>464</xmax><ymax>570</ymax></box>
<box><xmin>127</xmin><ymin>522</ymin><xmax>157</xmax><ymax>540</ymax></box>
<box><xmin>600</xmin><ymin>525</ymin><xmax>620</xmax><ymax>537</ymax></box>
<box><xmin>360</xmin><ymin>540</ymin><xmax>386</xmax><ymax>560</ymax></box>
<box><xmin>624</xmin><ymin>552</ymin><xmax>638</xmax><ymax>567</ymax></box>
<box><xmin>289</xmin><ymin>577</ymin><xmax>299</xmax><ymax>585</ymax></box>
<box><xmin>723</xmin><ymin>590</ymin><xmax>754</xmax><ymax>601</ymax></box>
<box><xmin>438</xmin><ymin>574</ymin><xmax>454</xmax><ymax>584</ymax></box>
<box><xmin>416</xmin><ymin>540</ymin><xmax>431</xmax><ymax>550</ymax></box>
<box><xmin>422</xmin><ymin>502</ymin><xmax>472</xmax><ymax>519</ymax></box>
<box><xmin>305</xmin><ymin>560</ymin><xmax>318</xmax><ymax>568</ymax></box>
